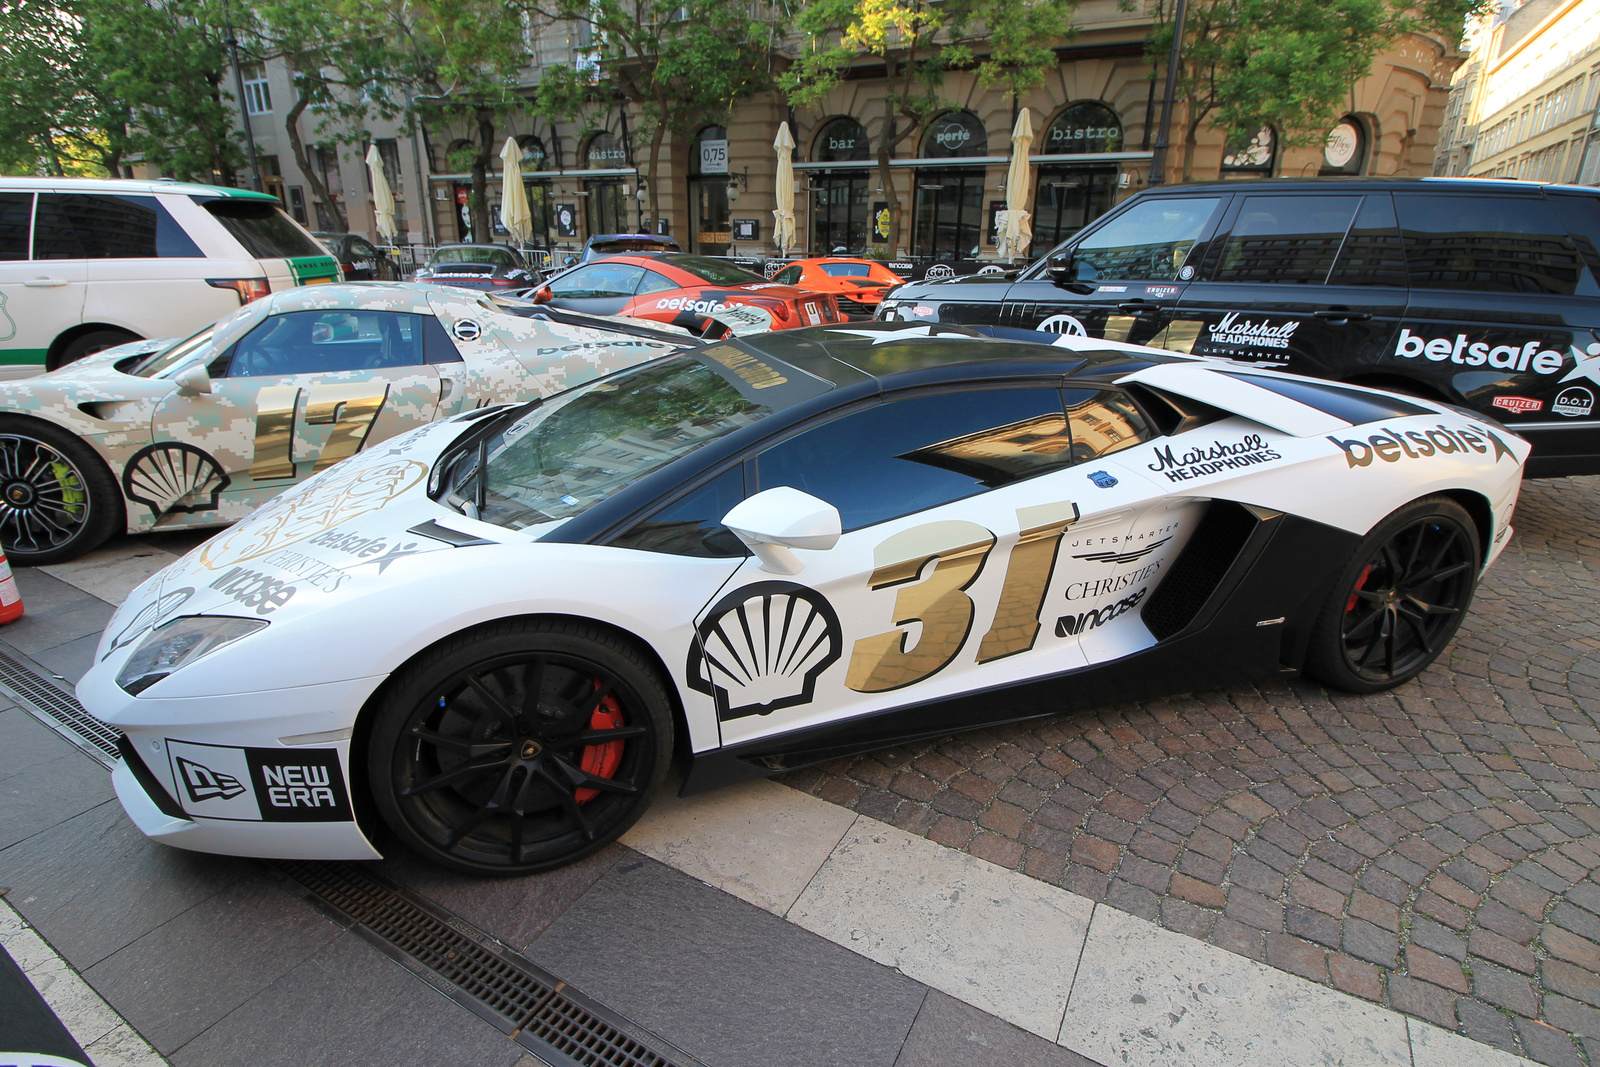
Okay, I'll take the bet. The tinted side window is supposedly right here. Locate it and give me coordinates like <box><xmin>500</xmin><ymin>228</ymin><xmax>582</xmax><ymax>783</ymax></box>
<box><xmin>227</xmin><ymin>310</ymin><xmax>425</xmax><ymax>376</ymax></box>
<box><xmin>550</xmin><ymin>263</ymin><xmax>646</xmax><ymax>297</ymax></box>
<box><xmin>1327</xmin><ymin>194</ymin><xmax>1406</xmax><ymax>287</ymax></box>
<box><xmin>1396</xmin><ymin>194</ymin><xmax>1595</xmax><ymax>295</ymax></box>
<box><xmin>1062</xmin><ymin>389</ymin><xmax>1155</xmax><ymax>462</ymax></box>
<box><xmin>637</xmin><ymin>269</ymin><xmax>678</xmax><ymax>295</ymax></box>
<box><xmin>0</xmin><ymin>193</ymin><xmax>29</xmax><ymax>261</ymax></box>
<box><xmin>1212</xmin><ymin>196</ymin><xmax>1359</xmax><ymax>285</ymax></box>
<box><xmin>1068</xmin><ymin>197</ymin><xmax>1221</xmax><ymax>282</ymax></box>
<box><xmin>423</xmin><ymin>315</ymin><xmax>464</xmax><ymax>364</ymax></box>
<box><xmin>773</xmin><ymin>265</ymin><xmax>803</xmax><ymax>285</ymax></box>
<box><xmin>609</xmin><ymin>465</ymin><xmax>747</xmax><ymax>557</ymax></box>
<box><xmin>756</xmin><ymin>389</ymin><xmax>1074</xmax><ymax>531</ymax></box>
<box><xmin>35</xmin><ymin>194</ymin><xmax>201</xmax><ymax>259</ymax></box>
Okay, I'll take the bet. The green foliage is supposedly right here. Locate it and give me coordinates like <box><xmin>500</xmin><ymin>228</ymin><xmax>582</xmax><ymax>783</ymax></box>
<box><xmin>0</xmin><ymin>0</ymin><xmax>243</xmax><ymax>180</ymax></box>
<box><xmin>521</xmin><ymin>0</ymin><xmax>779</xmax><ymax>232</ymax></box>
<box><xmin>781</xmin><ymin>0</ymin><xmax>1077</xmax><ymax>249</ymax></box>
<box><xmin>1150</xmin><ymin>0</ymin><xmax>1491</xmax><ymax>177</ymax></box>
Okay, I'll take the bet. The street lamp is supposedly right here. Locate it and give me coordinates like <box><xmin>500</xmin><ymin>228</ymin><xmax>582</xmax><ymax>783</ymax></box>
<box><xmin>1148</xmin><ymin>0</ymin><xmax>1189</xmax><ymax>187</ymax></box>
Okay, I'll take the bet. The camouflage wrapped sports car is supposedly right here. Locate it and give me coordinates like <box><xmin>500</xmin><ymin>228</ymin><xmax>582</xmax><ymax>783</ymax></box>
<box><xmin>0</xmin><ymin>282</ymin><xmax>694</xmax><ymax>563</ymax></box>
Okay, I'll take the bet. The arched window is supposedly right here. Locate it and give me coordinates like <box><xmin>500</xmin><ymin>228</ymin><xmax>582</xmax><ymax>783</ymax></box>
<box><xmin>1220</xmin><ymin>126</ymin><xmax>1276</xmax><ymax>177</ymax></box>
<box><xmin>585</xmin><ymin>132</ymin><xmax>626</xmax><ymax>169</ymax></box>
<box><xmin>1042</xmin><ymin>103</ymin><xmax>1123</xmax><ymax>155</ymax></box>
<box><xmin>1321</xmin><ymin>117</ymin><xmax>1368</xmax><ymax>176</ymax></box>
<box><xmin>920</xmin><ymin>112</ymin><xmax>987</xmax><ymax>158</ymax></box>
<box><xmin>444</xmin><ymin>139</ymin><xmax>476</xmax><ymax>172</ymax></box>
<box><xmin>518</xmin><ymin>135</ymin><xmax>547</xmax><ymax>171</ymax></box>
<box><xmin>813</xmin><ymin>117</ymin><xmax>869</xmax><ymax>162</ymax></box>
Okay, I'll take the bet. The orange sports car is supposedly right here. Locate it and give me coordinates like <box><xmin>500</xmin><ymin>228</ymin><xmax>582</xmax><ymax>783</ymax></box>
<box><xmin>527</xmin><ymin>254</ymin><xmax>841</xmax><ymax>334</ymax></box>
<box><xmin>768</xmin><ymin>258</ymin><xmax>905</xmax><ymax>317</ymax></box>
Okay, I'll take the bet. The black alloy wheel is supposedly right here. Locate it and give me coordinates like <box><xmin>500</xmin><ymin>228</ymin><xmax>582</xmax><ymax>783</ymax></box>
<box><xmin>1306</xmin><ymin>495</ymin><xmax>1480</xmax><ymax>694</ymax></box>
<box><xmin>370</xmin><ymin>620</ymin><xmax>671</xmax><ymax>876</ymax></box>
<box><xmin>0</xmin><ymin>416</ymin><xmax>122</xmax><ymax>565</ymax></box>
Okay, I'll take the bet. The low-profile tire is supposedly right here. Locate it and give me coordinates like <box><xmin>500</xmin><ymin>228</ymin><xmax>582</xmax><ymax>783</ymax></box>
<box><xmin>52</xmin><ymin>329</ymin><xmax>139</xmax><ymax>370</ymax></box>
<box><xmin>0</xmin><ymin>416</ymin><xmax>123</xmax><ymax>565</ymax></box>
<box><xmin>1304</xmin><ymin>495</ymin><xmax>1480</xmax><ymax>694</ymax></box>
<box><xmin>369</xmin><ymin>618</ymin><xmax>673</xmax><ymax>876</ymax></box>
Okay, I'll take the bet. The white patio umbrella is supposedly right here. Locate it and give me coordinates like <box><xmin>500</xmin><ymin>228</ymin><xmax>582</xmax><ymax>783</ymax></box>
<box><xmin>364</xmin><ymin>143</ymin><xmax>398</xmax><ymax>243</ymax></box>
<box><xmin>773</xmin><ymin>122</ymin><xmax>796</xmax><ymax>256</ymax></box>
<box><xmin>997</xmin><ymin>108</ymin><xmax>1035</xmax><ymax>263</ymax></box>
<box><xmin>499</xmin><ymin>136</ymin><xmax>533</xmax><ymax>248</ymax></box>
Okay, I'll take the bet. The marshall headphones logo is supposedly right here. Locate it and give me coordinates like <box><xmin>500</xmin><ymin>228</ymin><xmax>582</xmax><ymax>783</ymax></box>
<box><xmin>176</xmin><ymin>756</ymin><xmax>247</xmax><ymax>803</ymax></box>
<box><xmin>1205</xmin><ymin>312</ymin><xmax>1299</xmax><ymax>350</ymax></box>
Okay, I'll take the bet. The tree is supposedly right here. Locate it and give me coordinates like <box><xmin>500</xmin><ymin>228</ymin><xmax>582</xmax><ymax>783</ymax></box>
<box><xmin>781</xmin><ymin>0</ymin><xmax>1078</xmax><ymax>252</ymax></box>
<box><xmin>521</xmin><ymin>0</ymin><xmax>779</xmax><ymax>237</ymax></box>
<box><xmin>0</xmin><ymin>0</ymin><xmax>243</xmax><ymax>180</ymax></box>
<box><xmin>1147</xmin><ymin>0</ymin><xmax>1491</xmax><ymax>180</ymax></box>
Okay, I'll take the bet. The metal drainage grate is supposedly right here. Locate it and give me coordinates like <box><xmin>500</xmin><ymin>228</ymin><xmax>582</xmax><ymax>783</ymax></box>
<box><xmin>0</xmin><ymin>647</ymin><xmax>119</xmax><ymax>767</ymax></box>
<box><xmin>276</xmin><ymin>860</ymin><xmax>700</xmax><ymax>1067</ymax></box>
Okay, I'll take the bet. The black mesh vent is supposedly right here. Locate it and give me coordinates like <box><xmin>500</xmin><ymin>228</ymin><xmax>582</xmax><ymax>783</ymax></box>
<box><xmin>1142</xmin><ymin>501</ymin><xmax>1260</xmax><ymax>640</ymax></box>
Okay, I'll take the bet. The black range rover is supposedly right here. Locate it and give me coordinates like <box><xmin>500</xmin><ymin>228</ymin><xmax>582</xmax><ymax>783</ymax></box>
<box><xmin>878</xmin><ymin>178</ymin><xmax>1600</xmax><ymax>477</ymax></box>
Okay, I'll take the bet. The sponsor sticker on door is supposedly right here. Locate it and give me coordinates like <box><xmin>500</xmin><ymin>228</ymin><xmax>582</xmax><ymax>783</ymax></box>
<box><xmin>1554</xmin><ymin>386</ymin><xmax>1595</xmax><ymax>418</ymax></box>
<box><xmin>1491</xmin><ymin>396</ymin><xmax>1543</xmax><ymax>414</ymax></box>
<box><xmin>166</xmin><ymin>739</ymin><xmax>353</xmax><ymax>822</ymax></box>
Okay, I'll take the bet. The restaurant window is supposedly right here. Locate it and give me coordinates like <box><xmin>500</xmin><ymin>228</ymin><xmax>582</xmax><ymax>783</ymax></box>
<box><xmin>690</xmin><ymin>124</ymin><xmax>731</xmax><ymax>255</ymax></box>
<box><xmin>811</xmin><ymin>117</ymin><xmax>870</xmax><ymax>254</ymax></box>
<box><xmin>1041</xmin><ymin>102</ymin><xmax>1122</xmax><ymax>155</ymax></box>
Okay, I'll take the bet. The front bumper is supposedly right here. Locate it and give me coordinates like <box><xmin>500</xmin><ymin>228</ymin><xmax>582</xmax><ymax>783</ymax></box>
<box><xmin>82</xmin><ymin>668</ymin><xmax>389</xmax><ymax>862</ymax></box>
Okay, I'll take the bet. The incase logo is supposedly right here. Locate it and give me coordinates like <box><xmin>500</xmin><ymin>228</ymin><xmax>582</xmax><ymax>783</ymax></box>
<box><xmin>1394</xmin><ymin>329</ymin><xmax>1566</xmax><ymax>374</ymax></box>
<box><xmin>1491</xmin><ymin>396</ymin><xmax>1542</xmax><ymax>414</ymax></box>
<box><xmin>1056</xmin><ymin>588</ymin><xmax>1147</xmax><ymax>637</ymax></box>
<box><xmin>209</xmin><ymin>565</ymin><xmax>296</xmax><ymax>615</ymax></box>
<box><xmin>1205</xmin><ymin>312</ymin><xmax>1299</xmax><ymax>350</ymax></box>
<box><xmin>176</xmin><ymin>756</ymin><xmax>246</xmax><ymax>803</ymax></box>
<box><xmin>1328</xmin><ymin>424</ymin><xmax>1516</xmax><ymax>466</ymax></box>
<box><xmin>1147</xmin><ymin>434</ymin><xmax>1283</xmax><ymax>482</ymax></box>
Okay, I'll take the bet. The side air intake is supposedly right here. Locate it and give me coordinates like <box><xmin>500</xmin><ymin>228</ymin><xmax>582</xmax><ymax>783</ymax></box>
<box><xmin>1141</xmin><ymin>501</ymin><xmax>1260</xmax><ymax>640</ymax></box>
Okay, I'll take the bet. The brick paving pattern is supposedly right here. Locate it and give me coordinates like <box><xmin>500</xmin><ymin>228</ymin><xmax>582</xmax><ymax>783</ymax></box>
<box><xmin>784</xmin><ymin>476</ymin><xmax>1600</xmax><ymax>1065</ymax></box>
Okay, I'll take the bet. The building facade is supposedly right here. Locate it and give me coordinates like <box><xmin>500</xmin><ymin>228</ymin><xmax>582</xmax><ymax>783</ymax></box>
<box><xmin>217</xmin><ymin>0</ymin><xmax>1462</xmax><ymax>270</ymax></box>
<box><xmin>1435</xmin><ymin>0</ymin><xmax>1600</xmax><ymax>184</ymax></box>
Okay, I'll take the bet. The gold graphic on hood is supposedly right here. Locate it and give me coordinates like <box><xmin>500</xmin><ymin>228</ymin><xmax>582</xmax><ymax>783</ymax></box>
<box><xmin>976</xmin><ymin>501</ymin><xmax>1079</xmax><ymax>663</ymax></box>
<box><xmin>200</xmin><ymin>457</ymin><xmax>426</xmax><ymax>569</ymax></box>
<box><xmin>846</xmin><ymin>521</ymin><xmax>995</xmax><ymax>693</ymax></box>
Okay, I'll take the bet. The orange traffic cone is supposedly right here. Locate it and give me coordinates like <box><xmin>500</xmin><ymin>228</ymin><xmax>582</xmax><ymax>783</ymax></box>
<box><xmin>0</xmin><ymin>542</ymin><xmax>23</xmax><ymax>625</ymax></box>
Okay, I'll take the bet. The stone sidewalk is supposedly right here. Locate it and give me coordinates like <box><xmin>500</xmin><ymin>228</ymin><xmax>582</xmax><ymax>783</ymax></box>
<box><xmin>786</xmin><ymin>475</ymin><xmax>1600</xmax><ymax>1066</ymax></box>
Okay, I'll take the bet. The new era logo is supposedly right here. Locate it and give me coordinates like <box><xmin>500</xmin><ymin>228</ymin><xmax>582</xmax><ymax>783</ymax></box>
<box><xmin>176</xmin><ymin>756</ymin><xmax>246</xmax><ymax>803</ymax></box>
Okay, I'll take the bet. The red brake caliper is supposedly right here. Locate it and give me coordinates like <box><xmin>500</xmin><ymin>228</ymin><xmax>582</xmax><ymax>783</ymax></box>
<box><xmin>1346</xmin><ymin>564</ymin><xmax>1373</xmax><ymax>614</ymax></box>
<box><xmin>575</xmin><ymin>684</ymin><xmax>624</xmax><ymax>804</ymax></box>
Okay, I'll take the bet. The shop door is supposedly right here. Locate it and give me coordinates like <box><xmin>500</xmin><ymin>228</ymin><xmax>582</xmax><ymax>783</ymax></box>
<box><xmin>813</xmin><ymin>173</ymin><xmax>869</xmax><ymax>254</ymax></box>
<box><xmin>1033</xmin><ymin>167</ymin><xmax>1118</xmax><ymax>254</ymax></box>
<box><xmin>691</xmin><ymin>179</ymin><xmax>731</xmax><ymax>255</ymax></box>
<box><xmin>585</xmin><ymin>180</ymin><xmax>626</xmax><ymax>238</ymax></box>
<box><xmin>914</xmin><ymin>170</ymin><xmax>985</xmax><ymax>264</ymax></box>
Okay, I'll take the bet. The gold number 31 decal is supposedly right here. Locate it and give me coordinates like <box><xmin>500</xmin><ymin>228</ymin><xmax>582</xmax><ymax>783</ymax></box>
<box><xmin>251</xmin><ymin>384</ymin><xmax>390</xmax><ymax>479</ymax></box>
<box><xmin>845</xmin><ymin>501</ymin><xmax>1079</xmax><ymax>693</ymax></box>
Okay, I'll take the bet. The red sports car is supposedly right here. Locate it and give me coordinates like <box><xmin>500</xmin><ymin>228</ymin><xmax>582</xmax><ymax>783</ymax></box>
<box><xmin>769</xmin><ymin>258</ymin><xmax>905</xmax><ymax>317</ymax></box>
<box><xmin>528</xmin><ymin>254</ymin><xmax>840</xmax><ymax>333</ymax></box>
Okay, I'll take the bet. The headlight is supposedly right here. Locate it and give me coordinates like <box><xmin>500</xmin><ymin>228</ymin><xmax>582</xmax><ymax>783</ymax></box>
<box><xmin>116</xmin><ymin>616</ymin><xmax>267</xmax><ymax>695</ymax></box>
<box><xmin>876</xmin><ymin>301</ymin><xmax>900</xmax><ymax>320</ymax></box>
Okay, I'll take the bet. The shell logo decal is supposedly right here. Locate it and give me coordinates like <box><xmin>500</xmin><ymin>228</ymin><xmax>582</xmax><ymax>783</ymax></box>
<box><xmin>687</xmin><ymin>581</ymin><xmax>842</xmax><ymax>721</ymax></box>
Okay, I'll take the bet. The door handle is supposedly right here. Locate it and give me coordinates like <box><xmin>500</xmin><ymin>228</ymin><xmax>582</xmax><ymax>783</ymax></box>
<box><xmin>1314</xmin><ymin>308</ymin><xmax>1371</xmax><ymax>321</ymax></box>
<box><xmin>1117</xmin><ymin>302</ymin><xmax>1149</xmax><ymax>314</ymax></box>
<box><xmin>23</xmin><ymin>278</ymin><xmax>68</xmax><ymax>287</ymax></box>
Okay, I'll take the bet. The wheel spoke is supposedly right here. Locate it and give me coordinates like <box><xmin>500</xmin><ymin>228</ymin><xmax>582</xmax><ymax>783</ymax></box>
<box><xmin>402</xmin><ymin>754</ymin><xmax>506</xmax><ymax>796</ymax></box>
<box><xmin>553</xmin><ymin>724</ymin><xmax>649</xmax><ymax>749</ymax></box>
<box><xmin>464</xmin><ymin>672</ymin><xmax>523</xmax><ymax>728</ymax></box>
<box><xmin>1396</xmin><ymin>604</ymin><xmax>1434</xmax><ymax>654</ymax></box>
<box><xmin>535</xmin><ymin>763</ymin><xmax>595</xmax><ymax>840</ymax></box>
<box><xmin>411</xmin><ymin>725</ymin><xmax>510</xmax><ymax>759</ymax></box>
<box><xmin>1357</xmin><ymin>609</ymin><xmax>1392</xmax><ymax>671</ymax></box>
<box><xmin>550</xmin><ymin>752</ymin><xmax>638</xmax><ymax>796</ymax></box>
<box><xmin>1344</xmin><ymin>604</ymin><xmax>1385</xmax><ymax>641</ymax></box>
<box><xmin>444</xmin><ymin>763</ymin><xmax>519</xmax><ymax>847</ymax></box>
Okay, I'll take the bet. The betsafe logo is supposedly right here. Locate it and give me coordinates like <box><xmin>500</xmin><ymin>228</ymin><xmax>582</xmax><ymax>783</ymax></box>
<box><xmin>1393</xmin><ymin>329</ymin><xmax>1566</xmax><ymax>374</ymax></box>
<box><xmin>1328</xmin><ymin>423</ymin><xmax>1516</xmax><ymax>467</ymax></box>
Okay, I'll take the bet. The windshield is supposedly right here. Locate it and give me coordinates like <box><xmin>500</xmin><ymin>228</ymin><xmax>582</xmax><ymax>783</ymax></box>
<box><xmin>127</xmin><ymin>326</ymin><xmax>216</xmax><ymax>377</ymax></box>
<box><xmin>654</xmin><ymin>255</ymin><xmax>767</xmax><ymax>286</ymax></box>
<box><xmin>202</xmin><ymin>199</ymin><xmax>325</xmax><ymax>259</ymax></box>
<box><xmin>434</xmin><ymin>246</ymin><xmax>517</xmax><ymax>269</ymax></box>
<box><xmin>820</xmin><ymin>262</ymin><xmax>873</xmax><ymax>277</ymax></box>
<box><xmin>592</xmin><ymin>239</ymin><xmax>676</xmax><ymax>254</ymax></box>
<box><xmin>449</xmin><ymin>357</ymin><xmax>770</xmax><ymax>529</ymax></box>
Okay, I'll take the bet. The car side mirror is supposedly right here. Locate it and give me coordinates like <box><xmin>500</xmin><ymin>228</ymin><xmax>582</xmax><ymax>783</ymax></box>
<box><xmin>532</xmin><ymin>286</ymin><xmax>554</xmax><ymax>305</ymax></box>
<box><xmin>1046</xmin><ymin>252</ymin><xmax>1076</xmax><ymax>285</ymax></box>
<box><xmin>721</xmin><ymin>487</ymin><xmax>842</xmax><ymax>575</ymax></box>
<box><xmin>173</xmin><ymin>362</ymin><xmax>212</xmax><ymax>397</ymax></box>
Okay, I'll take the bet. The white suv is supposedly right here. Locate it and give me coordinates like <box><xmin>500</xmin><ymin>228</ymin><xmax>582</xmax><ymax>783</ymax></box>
<box><xmin>0</xmin><ymin>178</ymin><xmax>341</xmax><ymax>377</ymax></box>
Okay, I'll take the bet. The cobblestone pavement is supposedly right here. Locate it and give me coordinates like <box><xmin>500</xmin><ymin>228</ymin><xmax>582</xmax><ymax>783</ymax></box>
<box><xmin>784</xmin><ymin>475</ymin><xmax>1600</xmax><ymax>1066</ymax></box>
